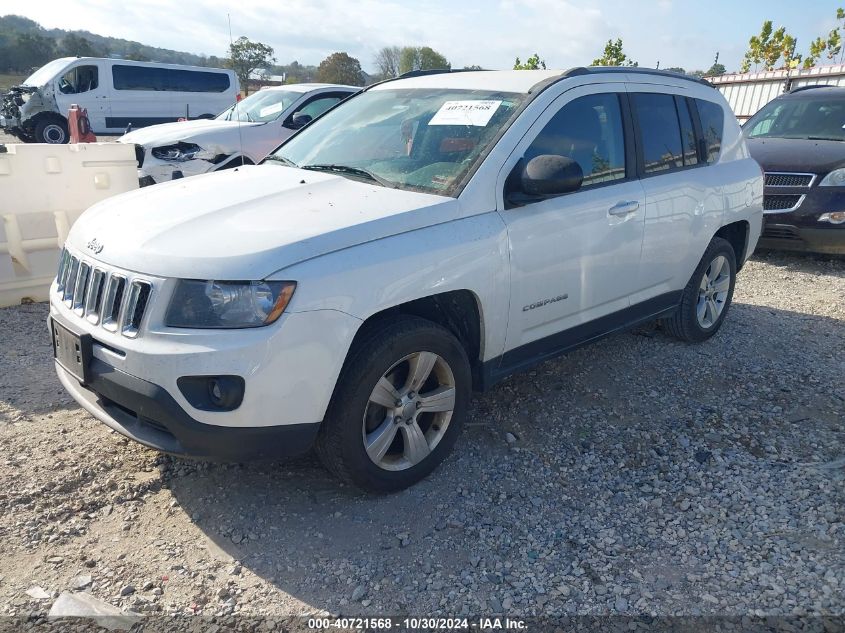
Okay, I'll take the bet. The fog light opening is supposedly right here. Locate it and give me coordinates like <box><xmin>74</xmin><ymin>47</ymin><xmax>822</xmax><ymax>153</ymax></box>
<box><xmin>819</xmin><ymin>212</ymin><xmax>845</xmax><ymax>225</ymax></box>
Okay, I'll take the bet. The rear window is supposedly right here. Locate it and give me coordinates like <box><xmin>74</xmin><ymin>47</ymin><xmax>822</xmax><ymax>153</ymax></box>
<box><xmin>696</xmin><ymin>99</ymin><xmax>724</xmax><ymax>163</ymax></box>
<box><xmin>112</xmin><ymin>65</ymin><xmax>230</xmax><ymax>93</ymax></box>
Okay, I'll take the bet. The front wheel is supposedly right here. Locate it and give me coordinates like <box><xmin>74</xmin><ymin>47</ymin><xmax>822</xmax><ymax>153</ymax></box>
<box><xmin>661</xmin><ymin>236</ymin><xmax>737</xmax><ymax>342</ymax></box>
<box><xmin>34</xmin><ymin>115</ymin><xmax>69</xmax><ymax>144</ymax></box>
<box><xmin>315</xmin><ymin>316</ymin><xmax>470</xmax><ymax>493</ymax></box>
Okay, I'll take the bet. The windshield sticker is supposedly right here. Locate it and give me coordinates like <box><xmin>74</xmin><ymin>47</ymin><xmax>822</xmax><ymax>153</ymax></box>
<box><xmin>429</xmin><ymin>100</ymin><xmax>502</xmax><ymax>126</ymax></box>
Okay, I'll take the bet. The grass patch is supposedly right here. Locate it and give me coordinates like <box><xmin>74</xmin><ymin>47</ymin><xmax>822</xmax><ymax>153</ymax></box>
<box><xmin>0</xmin><ymin>74</ymin><xmax>25</xmax><ymax>92</ymax></box>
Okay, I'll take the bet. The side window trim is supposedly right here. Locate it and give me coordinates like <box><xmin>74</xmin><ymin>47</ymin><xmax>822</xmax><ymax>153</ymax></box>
<box><xmin>619</xmin><ymin>92</ymin><xmax>640</xmax><ymax>180</ymax></box>
<box><xmin>630</xmin><ymin>91</ymin><xmax>707</xmax><ymax>179</ymax></box>
<box><xmin>685</xmin><ymin>96</ymin><xmax>708</xmax><ymax>165</ymax></box>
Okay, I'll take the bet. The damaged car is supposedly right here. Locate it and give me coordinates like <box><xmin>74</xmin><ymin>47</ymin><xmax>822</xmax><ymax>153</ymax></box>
<box><xmin>1</xmin><ymin>57</ymin><xmax>238</xmax><ymax>144</ymax></box>
<box><xmin>119</xmin><ymin>84</ymin><xmax>358</xmax><ymax>185</ymax></box>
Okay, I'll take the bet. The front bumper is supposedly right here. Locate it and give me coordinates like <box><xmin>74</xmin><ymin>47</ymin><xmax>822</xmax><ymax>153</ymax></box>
<box><xmin>760</xmin><ymin>186</ymin><xmax>845</xmax><ymax>255</ymax></box>
<box><xmin>56</xmin><ymin>358</ymin><xmax>319</xmax><ymax>460</ymax></box>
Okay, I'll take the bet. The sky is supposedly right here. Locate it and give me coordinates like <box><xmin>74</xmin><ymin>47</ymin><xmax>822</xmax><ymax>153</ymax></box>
<box><xmin>6</xmin><ymin>0</ymin><xmax>843</xmax><ymax>74</ymax></box>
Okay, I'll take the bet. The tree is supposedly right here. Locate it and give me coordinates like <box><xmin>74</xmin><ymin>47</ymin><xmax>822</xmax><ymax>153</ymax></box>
<box><xmin>740</xmin><ymin>21</ymin><xmax>795</xmax><ymax>72</ymax></box>
<box><xmin>804</xmin><ymin>7</ymin><xmax>844</xmax><ymax>68</ymax></box>
<box><xmin>662</xmin><ymin>66</ymin><xmax>686</xmax><ymax>75</ymax></box>
<box><xmin>592</xmin><ymin>39</ymin><xmax>637</xmax><ymax>66</ymax></box>
<box><xmin>374</xmin><ymin>46</ymin><xmax>401</xmax><ymax>79</ymax></box>
<box><xmin>60</xmin><ymin>33</ymin><xmax>99</xmax><ymax>57</ymax></box>
<box><xmin>513</xmin><ymin>53</ymin><xmax>546</xmax><ymax>70</ymax></box>
<box><xmin>463</xmin><ymin>64</ymin><xmax>484</xmax><ymax>70</ymax></box>
<box><xmin>704</xmin><ymin>52</ymin><xmax>726</xmax><ymax>77</ymax></box>
<box><xmin>316</xmin><ymin>52</ymin><xmax>365</xmax><ymax>86</ymax></box>
<box><xmin>398</xmin><ymin>46</ymin><xmax>450</xmax><ymax>74</ymax></box>
<box><xmin>8</xmin><ymin>32</ymin><xmax>55</xmax><ymax>73</ymax></box>
<box><xmin>227</xmin><ymin>36</ymin><xmax>275</xmax><ymax>96</ymax></box>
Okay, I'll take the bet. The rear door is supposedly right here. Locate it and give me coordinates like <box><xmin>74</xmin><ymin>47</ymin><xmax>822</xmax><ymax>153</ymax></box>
<box><xmin>497</xmin><ymin>84</ymin><xmax>647</xmax><ymax>362</ymax></box>
<box><xmin>627</xmin><ymin>88</ymin><xmax>721</xmax><ymax>303</ymax></box>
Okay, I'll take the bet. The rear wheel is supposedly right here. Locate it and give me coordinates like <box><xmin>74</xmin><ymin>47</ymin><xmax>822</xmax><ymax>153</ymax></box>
<box><xmin>661</xmin><ymin>236</ymin><xmax>737</xmax><ymax>342</ymax></box>
<box><xmin>34</xmin><ymin>115</ymin><xmax>69</xmax><ymax>144</ymax></box>
<box><xmin>315</xmin><ymin>316</ymin><xmax>470</xmax><ymax>493</ymax></box>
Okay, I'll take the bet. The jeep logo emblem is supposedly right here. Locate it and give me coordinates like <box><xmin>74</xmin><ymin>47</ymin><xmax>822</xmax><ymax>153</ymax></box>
<box><xmin>87</xmin><ymin>238</ymin><xmax>104</xmax><ymax>254</ymax></box>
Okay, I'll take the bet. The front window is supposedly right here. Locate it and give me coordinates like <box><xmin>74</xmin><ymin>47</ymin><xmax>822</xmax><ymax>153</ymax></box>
<box><xmin>216</xmin><ymin>90</ymin><xmax>301</xmax><ymax>123</ymax></box>
<box><xmin>268</xmin><ymin>88</ymin><xmax>527</xmax><ymax>196</ymax></box>
<box><xmin>745</xmin><ymin>97</ymin><xmax>845</xmax><ymax>141</ymax></box>
<box><xmin>58</xmin><ymin>65</ymin><xmax>99</xmax><ymax>94</ymax></box>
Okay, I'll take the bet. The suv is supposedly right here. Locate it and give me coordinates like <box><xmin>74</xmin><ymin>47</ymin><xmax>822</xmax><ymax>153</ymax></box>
<box><xmin>744</xmin><ymin>86</ymin><xmax>845</xmax><ymax>255</ymax></box>
<box><xmin>49</xmin><ymin>68</ymin><xmax>762</xmax><ymax>492</ymax></box>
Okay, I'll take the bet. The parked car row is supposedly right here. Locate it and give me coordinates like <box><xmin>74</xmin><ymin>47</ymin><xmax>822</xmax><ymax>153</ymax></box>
<box><xmin>49</xmin><ymin>67</ymin><xmax>764</xmax><ymax>491</ymax></box>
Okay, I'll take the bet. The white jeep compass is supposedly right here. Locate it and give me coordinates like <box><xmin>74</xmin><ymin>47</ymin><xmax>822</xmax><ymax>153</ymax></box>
<box><xmin>50</xmin><ymin>68</ymin><xmax>763</xmax><ymax>492</ymax></box>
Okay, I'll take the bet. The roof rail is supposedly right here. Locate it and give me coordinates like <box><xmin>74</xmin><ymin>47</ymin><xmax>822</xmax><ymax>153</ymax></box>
<box><xmin>583</xmin><ymin>66</ymin><xmax>712</xmax><ymax>87</ymax></box>
<box><xmin>788</xmin><ymin>84</ymin><xmax>837</xmax><ymax>94</ymax></box>
<box><xmin>364</xmin><ymin>67</ymin><xmax>485</xmax><ymax>90</ymax></box>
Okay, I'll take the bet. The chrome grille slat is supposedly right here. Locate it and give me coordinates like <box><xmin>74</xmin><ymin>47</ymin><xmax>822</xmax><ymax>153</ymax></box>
<box><xmin>72</xmin><ymin>262</ymin><xmax>91</xmax><ymax>315</ymax></box>
<box><xmin>54</xmin><ymin>250</ymin><xmax>153</xmax><ymax>338</ymax></box>
<box><xmin>62</xmin><ymin>257</ymin><xmax>80</xmax><ymax>305</ymax></box>
<box><xmin>763</xmin><ymin>194</ymin><xmax>805</xmax><ymax>214</ymax></box>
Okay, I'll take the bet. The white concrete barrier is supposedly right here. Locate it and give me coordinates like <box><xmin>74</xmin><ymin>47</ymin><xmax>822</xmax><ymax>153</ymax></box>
<box><xmin>0</xmin><ymin>143</ymin><xmax>137</xmax><ymax>307</ymax></box>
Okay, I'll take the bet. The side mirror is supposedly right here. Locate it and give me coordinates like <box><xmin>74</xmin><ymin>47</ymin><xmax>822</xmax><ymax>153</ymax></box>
<box><xmin>288</xmin><ymin>112</ymin><xmax>312</xmax><ymax>129</ymax></box>
<box><xmin>521</xmin><ymin>155</ymin><xmax>583</xmax><ymax>196</ymax></box>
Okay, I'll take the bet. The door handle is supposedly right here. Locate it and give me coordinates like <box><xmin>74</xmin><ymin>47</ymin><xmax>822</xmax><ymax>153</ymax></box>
<box><xmin>608</xmin><ymin>200</ymin><xmax>640</xmax><ymax>216</ymax></box>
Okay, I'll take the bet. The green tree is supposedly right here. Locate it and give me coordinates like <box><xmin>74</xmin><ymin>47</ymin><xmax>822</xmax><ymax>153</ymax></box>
<box><xmin>60</xmin><ymin>33</ymin><xmax>99</xmax><ymax>57</ymax></box>
<box><xmin>592</xmin><ymin>39</ymin><xmax>637</xmax><ymax>66</ymax></box>
<box><xmin>227</xmin><ymin>36</ymin><xmax>275</xmax><ymax>96</ymax></box>
<box><xmin>8</xmin><ymin>32</ymin><xmax>55</xmax><ymax>73</ymax></box>
<box><xmin>740</xmin><ymin>21</ymin><xmax>795</xmax><ymax>72</ymax></box>
<box><xmin>374</xmin><ymin>45</ymin><xmax>402</xmax><ymax>79</ymax></box>
<box><xmin>463</xmin><ymin>64</ymin><xmax>484</xmax><ymax>70</ymax></box>
<box><xmin>398</xmin><ymin>46</ymin><xmax>450</xmax><ymax>74</ymax></box>
<box><xmin>513</xmin><ymin>53</ymin><xmax>546</xmax><ymax>70</ymax></box>
<box><xmin>704</xmin><ymin>52</ymin><xmax>726</xmax><ymax>77</ymax></box>
<box><xmin>663</xmin><ymin>66</ymin><xmax>686</xmax><ymax>75</ymax></box>
<box><xmin>315</xmin><ymin>52</ymin><xmax>365</xmax><ymax>86</ymax></box>
<box><xmin>805</xmin><ymin>7</ymin><xmax>845</xmax><ymax>68</ymax></box>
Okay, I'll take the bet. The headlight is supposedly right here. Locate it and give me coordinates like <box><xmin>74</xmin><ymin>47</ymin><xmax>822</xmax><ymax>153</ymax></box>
<box><xmin>165</xmin><ymin>280</ymin><xmax>296</xmax><ymax>328</ymax></box>
<box><xmin>151</xmin><ymin>142</ymin><xmax>203</xmax><ymax>162</ymax></box>
<box><xmin>819</xmin><ymin>168</ymin><xmax>845</xmax><ymax>186</ymax></box>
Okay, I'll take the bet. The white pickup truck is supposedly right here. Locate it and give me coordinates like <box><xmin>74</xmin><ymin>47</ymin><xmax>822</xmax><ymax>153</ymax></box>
<box><xmin>49</xmin><ymin>68</ymin><xmax>763</xmax><ymax>492</ymax></box>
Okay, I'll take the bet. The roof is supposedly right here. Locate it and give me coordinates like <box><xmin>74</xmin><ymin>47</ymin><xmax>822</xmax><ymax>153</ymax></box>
<box><xmin>782</xmin><ymin>85</ymin><xmax>845</xmax><ymax>98</ymax></box>
<box><xmin>369</xmin><ymin>67</ymin><xmax>710</xmax><ymax>94</ymax></box>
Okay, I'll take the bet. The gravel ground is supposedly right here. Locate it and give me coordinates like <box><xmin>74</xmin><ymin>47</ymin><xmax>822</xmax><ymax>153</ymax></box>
<box><xmin>0</xmin><ymin>251</ymin><xmax>843</xmax><ymax>626</ymax></box>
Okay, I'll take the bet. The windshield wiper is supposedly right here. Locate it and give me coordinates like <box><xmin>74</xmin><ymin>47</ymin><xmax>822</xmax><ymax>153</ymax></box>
<box><xmin>301</xmin><ymin>164</ymin><xmax>396</xmax><ymax>188</ymax></box>
<box><xmin>806</xmin><ymin>136</ymin><xmax>843</xmax><ymax>141</ymax></box>
<box><xmin>264</xmin><ymin>155</ymin><xmax>299</xmax><ymax>168</ymax></box>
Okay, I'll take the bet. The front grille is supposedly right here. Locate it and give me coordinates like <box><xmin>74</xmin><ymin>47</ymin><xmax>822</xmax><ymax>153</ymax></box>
<box><xmin>763</xmin><ymin>194</ymin><xmax>804</xmax><ymax>213</ymax></box>
<box><xmin>56</xmin><ymin>248</ymin><xmax>153</xmax><ymax>338</ymax></box>
<box><xmin>762</xmin><ymin>225</ymin><xmax>801</xmax><ymax>241</ymax></box>
<box><xmin>764</xmin><ymin>172</ymin><xmax>815</xmax><ymax>188</ymax></box>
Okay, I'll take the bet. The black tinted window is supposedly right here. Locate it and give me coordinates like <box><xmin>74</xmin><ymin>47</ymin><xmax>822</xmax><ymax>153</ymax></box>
<box><xmin>676</xmin><ymin>97</ymin><xmax>698</xmax><ymax>166</ymax></box>
<box><xmin>113</xmin><ymin>65</ymin><xmax>230</xmax><ymax>92</ymax></box>
<box><xmin>696</xmin><ymin>99</ymin><xmax>724</xmax><ymax>163</ymax></box>
<box><xmin>632</xmin><ymin>93</ymin><xmax>683</xmax><ymax>173</ymax></box>
<box><xmin>525</xmin><ymin>93</ymin><xmax>626</xmax><ymax>187</ymax></box>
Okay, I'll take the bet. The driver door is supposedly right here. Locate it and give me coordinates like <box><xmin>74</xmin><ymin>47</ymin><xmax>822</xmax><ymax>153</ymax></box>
<box><xmin>496</xmin><ymin>84</ymin><xmax>647</xmax><ymax>361</ymax></box>
<box><xmin>54</xmin><ymin>62</ymin><xmax>109</xmax><ymax>132</ymax></box>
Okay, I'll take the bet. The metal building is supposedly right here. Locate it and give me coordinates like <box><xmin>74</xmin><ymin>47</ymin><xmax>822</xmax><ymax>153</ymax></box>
<box><xmin>709</xmin><ymin>63</ymin><xmax>845</xmax><ymax>122</ymax></box>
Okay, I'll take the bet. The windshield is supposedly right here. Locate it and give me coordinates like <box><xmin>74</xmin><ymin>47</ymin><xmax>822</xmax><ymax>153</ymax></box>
<box><xmin>216</xmin><ymin>89</ymin><xmax>301</xmax><ymax>123</ymax></box>
<box><xmin>745</xmin><ymin>96</ymin><xmax>845</xmax><ymax>141</ymax></box>
<box><xmin>268</xmin><ymin>88</ymin><xmax>527</xmax><ymax>196</ymax></box>
<box><xmin>23</xmin><ymin>58</ymin><xmax>73</xmax><ymax>87</ymax></box>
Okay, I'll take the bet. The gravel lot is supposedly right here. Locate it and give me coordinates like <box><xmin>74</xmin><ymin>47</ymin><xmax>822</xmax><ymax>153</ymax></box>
<box><xmin>0</xmin><ymin>251</ymin><xmax>843</xmax><ymax>626</ymax></box>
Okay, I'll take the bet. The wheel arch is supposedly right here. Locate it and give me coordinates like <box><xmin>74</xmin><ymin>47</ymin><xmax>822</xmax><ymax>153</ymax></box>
<box><xmin>26</xmin><ymin>110</ymin><xmax>67</xmax><ymax>132</ymax></box>
<box><xmin>715</xmin><ymin>220</ymin><xmax>750</xmax><ymax>270</ymax></box>
<box><xmin>351</xmin><ymin>290</ymin><xmax>486</xmax><ymax>391</ymax></box>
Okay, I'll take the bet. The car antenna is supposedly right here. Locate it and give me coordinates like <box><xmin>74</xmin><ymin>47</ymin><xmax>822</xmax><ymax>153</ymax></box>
<box><xmin>228</xmin><ymin>13</ymin><xmax>246</xmax><ymax>167</ymax></box>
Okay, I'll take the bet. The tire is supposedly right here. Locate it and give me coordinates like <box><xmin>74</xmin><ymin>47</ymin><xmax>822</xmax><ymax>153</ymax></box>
<box><xmin>661</xmin><ymin>236</ymin><xmax>737</xmax><ymax>343</ymax></box>
<box><xmin>315</xmin><ymin>315</ymin><xmax>471</xmax><ymax>493</ymax></box>
<box><xmin>34</xmin><ymin>116</ymin><xmax>69</xmax><ymax>144</ymax></box>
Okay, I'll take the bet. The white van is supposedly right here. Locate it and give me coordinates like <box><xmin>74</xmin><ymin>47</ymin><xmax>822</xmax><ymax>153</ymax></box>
<box><xmin>0</xmin><ymin>57</ymin><xmax>239</xmax><ymax>143</ymax></box>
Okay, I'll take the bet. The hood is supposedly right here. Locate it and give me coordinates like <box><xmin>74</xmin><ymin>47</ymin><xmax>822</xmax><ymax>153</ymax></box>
<box><xmin>119</xmin><ymin>118</ymin><xmax>263</xmax><ymax>147</ymax></box>
<box><xmin>746</xmin><ymin>137</ymin><xmax>845</xmax><ymax>175</ymax></box>
<box><xmin>67</xmin><ymin>165</ymin><xmax>456</xmax><ymax>280</ymax></box>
